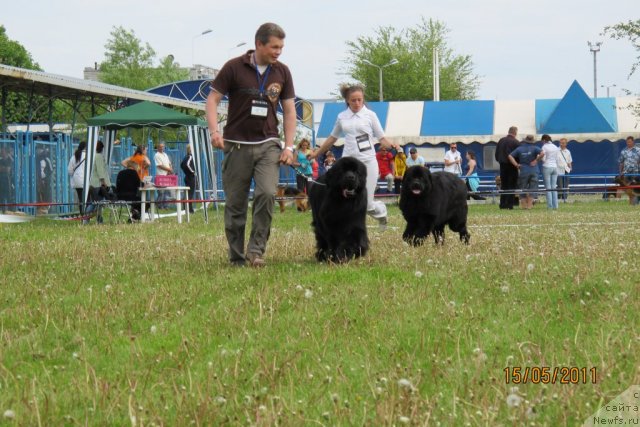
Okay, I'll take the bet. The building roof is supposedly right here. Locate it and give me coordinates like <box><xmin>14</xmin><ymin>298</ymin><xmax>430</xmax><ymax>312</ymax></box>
<box><xmin>0</xmin><ymin>64</ymin><xmax>204</xmax><ymax>111</ymax></box>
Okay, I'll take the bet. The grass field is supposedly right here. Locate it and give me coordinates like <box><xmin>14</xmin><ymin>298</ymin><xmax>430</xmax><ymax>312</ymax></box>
<box><xmin>1</xmin><ymin>199</ymin><xmax>639</xmax><ymax>426</ymax></box>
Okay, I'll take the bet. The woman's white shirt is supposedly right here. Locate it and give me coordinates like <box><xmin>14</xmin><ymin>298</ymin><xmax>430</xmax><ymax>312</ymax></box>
<box><xmin>330</xmin><ymin>105</ymin><xmax>385</xmax><ymax>162</ymax></box>
<box><xmin>542</xmin><ymin>142</ymin><xmax>559</xmax><ymax>168</ymax></box>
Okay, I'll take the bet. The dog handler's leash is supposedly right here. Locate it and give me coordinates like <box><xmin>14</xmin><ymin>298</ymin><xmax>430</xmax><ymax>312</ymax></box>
<box><xmin>288</xmin><ymin>165</ymin><xmax>326</xmax><ymax>186</ymax></box>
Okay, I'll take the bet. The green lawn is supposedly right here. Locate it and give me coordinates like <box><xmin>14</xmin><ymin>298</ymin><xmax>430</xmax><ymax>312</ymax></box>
<box><xmin>1</xmin><ymin>200</ymin><xmax>638</xmax><ymax>426</ymax></box>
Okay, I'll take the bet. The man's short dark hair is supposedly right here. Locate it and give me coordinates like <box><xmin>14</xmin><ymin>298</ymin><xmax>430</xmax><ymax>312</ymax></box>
<box><xmin>255</xmin><ymin>23</ymin><xmax>285</xmax><ymax>45</ymax></box>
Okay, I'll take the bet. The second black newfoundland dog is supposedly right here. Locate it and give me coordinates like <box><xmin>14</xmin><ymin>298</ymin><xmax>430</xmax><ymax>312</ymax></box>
<box><xmin>308</xmin><ymin>157</ymin><xmax>369</xmax><ymax>262</ymax></box>
<box><xmin>399</xmin><ymin>166</ymin><xmax>470</xmax><ymax>246</ymax></box>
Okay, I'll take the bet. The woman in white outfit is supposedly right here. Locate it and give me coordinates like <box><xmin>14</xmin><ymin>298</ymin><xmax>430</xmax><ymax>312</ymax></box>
<box><xmin>67</xmin><ymin>141</ymin><xmax>87</xmax><ymax>214</ymax></box>
<box><xmin>540</xmin><ymin>134</ymin><xmax>560</xmax><ymax>209</ymax></box>
<box><xmin>309</xmin><ymin>84</ymin><xmax>399</xmax><ymax>228</ymax></box>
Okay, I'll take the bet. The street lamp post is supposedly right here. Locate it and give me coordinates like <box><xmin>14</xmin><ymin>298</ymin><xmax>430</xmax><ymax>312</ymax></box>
<box><xmin>192</xmin><ymin>29</ymin><xmax>213</xmax><ymax>65</ymax></box>
<box><xmin>601</xmin><ymin>84</ymin><xmax>616</xmax><ymax>97</ymax></box>
<box><xmin>228</xmin><ymin>42</ymin><xmax>247</xmax><ymax>56</ymax></box>
<box><xmin>587</xmin><ymin>41</ymin><xmax>602</xmax><ymax>98</ymax></box>
<box><xmin>362</xmin><ymin>58</ymin><xmax>399</xmax><ymax>102</ymax></box>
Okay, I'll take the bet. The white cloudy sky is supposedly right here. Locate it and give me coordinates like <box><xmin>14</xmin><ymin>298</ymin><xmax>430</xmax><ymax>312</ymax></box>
<box><xmin>2</xmin><ymin>0</ymin><xmax>638</xmax><ymax>101</ymax></box>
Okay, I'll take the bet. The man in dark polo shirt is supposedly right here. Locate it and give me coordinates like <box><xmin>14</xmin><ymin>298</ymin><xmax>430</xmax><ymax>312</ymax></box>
<box><xmin>495</xmin><ymin>126</ymin><xmax>520</xmax><ymax>209</ymax></box>
<box><xmin>206</xmin><ymin>22</ymin><xmax>296</xmax><ymax>267</ymax></box>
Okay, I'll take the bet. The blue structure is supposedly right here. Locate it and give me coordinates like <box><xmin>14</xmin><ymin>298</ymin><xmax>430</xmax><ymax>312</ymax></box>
<box><xmin>316</xmin><ymin>81</ymin><xmax>639</xmax><ymax>176</ymax></box>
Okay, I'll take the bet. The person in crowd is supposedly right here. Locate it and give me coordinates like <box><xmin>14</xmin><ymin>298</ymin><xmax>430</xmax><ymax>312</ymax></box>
<box><xmin>376</xmin><ymin>146</ymin><xmax>395</xmax><ymax>193</ymax></box>
<box><xmin>394</xmin><ymin>148</ymin><xmax>407</xmax><ymax>194</ymax></box>
<box><xmin>311</xmin><ymin>155</ymin><xmax>319</xmax><ymax>180</ymax></box>
<box><xmin>122</xmin><ymin>145</ymin><xmax>151</xmax><ymax>181</ymax></box>
<box><xmin>0</xmin><ymin>145</ymin><xmax>14</xmax><ymax>211</ymax></box>
<box><xmin>495</xmin><ymin>126</ymin><xmax>521</xmax><ymax>209</ymax></box>
<box><xmin>540</xmin><ymin>134</ymin><xmax>559</xmax><ymax>209</ymax></box>
<box><xmin>88</xmin><ymin>141</ymin><xmax>112</xmax><ymax>223</ymax></box>
<box><xmin>556</xmin><ymin>138</ymin><xmax>572</xmax><ymax>201</ymax></box>
<box><xmin>206</xmin><ymin>22</ymin><xmax>296</xmax><ymax>267</ymax></box>
<box><xmin>443</xmin><ymin>142</ymin><xmax>462</xmax><ymax>174</ymax></box>
<box><xmin>406</xmin><ymin>147</ymin><xmax>425</xmax><ymax>167</ymax></box>
<box><xmin>36</xmin><ymin>147</ymin><xmax>53</xmax><ymax>215</ymax></box>
<box><xmin>618</xmin><ymin>136</ymin><xmax>640</xmax><ymax>205</ymax></box>
<box><xmin>508</xmin><ymin>135</ymin><xmax>543</xmax><ymax>210</ymax></box>
<box><xmin>67</xmin><ymin>141</ymin><xmax>87</xmax><ymax>214</ymax></box>
<box><xmin>619</xmin><ymin>136</ymin><xmax>640</xmax><ymax>176</ymax></box>
<box><xmin>322</xmin><ymin>151</ymin><xmax>336</xmax><ymax>174</ymax></box>
<box><xmin>464</xmin><ymin>151</ymin><xmax>485</xmax><ymax>200</ymax></box>
<box><xmin>180</xmin><ymin>144</ymin><xmax>196</xmax><ymax>214</ymax></box>
<box><xmin>116</xmin><ymin>160</ymin><xmax>142</xmax><ymax>220</ymax></box>
<box><xmin>154</xmin><ymin>142</ymin><xmax>174</xmax><ymax>209</ymax></box>
<box><xmin>308</xmin><ymin>83</ymin><xmax>399</xmax><ymax>230</ymax></box>
<box><xmin>293</xmin><ymin>138</ymin><xmax>313</xmax><ymax>193</ymax></box>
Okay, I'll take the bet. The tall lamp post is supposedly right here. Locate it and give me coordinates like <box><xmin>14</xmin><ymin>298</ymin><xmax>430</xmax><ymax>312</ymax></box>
<box><xmin>192</xmin><ymin>29</ymin><xmax>213</xmax><ymax>65</ymax></box>
<box><xmin>362</xmin><ymin>58</ymin><xmax>399</xmax><ymax>101</ymax></box>
<box><xmin>228</xmin><ymin>42</ymin><xmax>247</xmax><ymax>56</ymax></box>
<box><xmin>601</xmin><ymin>84</ymin><xmax>616</xmax><ymax>97</ymax></box>
<box><xmin>587</xmin><ymin>41</ymin><xmax>602</xmax><ymax>98</ymax></box>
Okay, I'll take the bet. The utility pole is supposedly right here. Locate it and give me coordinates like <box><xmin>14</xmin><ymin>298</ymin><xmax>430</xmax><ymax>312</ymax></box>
<box><xmin>587</xmin><ymin>41</ymin><xmax>602</xmax><ymax>98</ymax></box>
<box><xmin>362</xmin><ymin>59</ymin><xmax>400</xmax><ymax>102</ymax></box>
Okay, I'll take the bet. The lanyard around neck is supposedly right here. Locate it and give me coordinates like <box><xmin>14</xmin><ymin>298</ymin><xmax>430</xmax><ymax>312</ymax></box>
<box><xmin>253</xmin><ymin>53</ymin><xmax>271</xmax><ymax>95</ymax></box>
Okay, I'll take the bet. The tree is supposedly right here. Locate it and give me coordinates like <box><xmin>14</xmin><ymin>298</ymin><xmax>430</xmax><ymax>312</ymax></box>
<box><xmin>603</xmin><ymin>19</ymin><xmax>640</xmax><ymax>120</ymax></box>
<box><xmin>0</xmin><ymin>25</ymin><xmax>40</xmax><ymax>69</ymax></box>
<box><xmin>344</xmin><ymin>18</ymin><xmax>480</xmax><ymax>102</ymax></box>
<box><xmin>0</xmin><ymin>25</ymin><xmax>49</xmax><ymax>126</ymax></box>
<box><xmin>100</xmin><ymin>26</ymin><xmax>188</xmax><ymax>91</ymax></box>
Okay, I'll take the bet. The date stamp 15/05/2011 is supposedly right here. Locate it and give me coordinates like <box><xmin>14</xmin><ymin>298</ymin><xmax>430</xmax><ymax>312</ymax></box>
<box><xmin>504</xmin><ymin>366</ymin><xmax>597</xmax><ymax>385</ymax></box>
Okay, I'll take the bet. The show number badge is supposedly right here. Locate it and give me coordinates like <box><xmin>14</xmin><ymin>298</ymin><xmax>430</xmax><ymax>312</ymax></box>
<box><xmin>251</xmin><ymin>53</ymin><xmax>271</xmax><ymax>119</ymax></box>
<box><xmin>356</xmin><ymin>134</ymin><xmax>372</xmax><ymax>152</ymax></box>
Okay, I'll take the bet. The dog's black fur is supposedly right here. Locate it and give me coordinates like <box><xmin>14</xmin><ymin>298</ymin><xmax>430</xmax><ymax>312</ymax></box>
<box><xmin>308</xmin><ymin>157</ymin><xmax>369</xmax><ymax>262</ymax></box>
<box><xmin>399</xmin><ymin>166</ymin><xmax>470</xmax><ymax>246</ymax></box>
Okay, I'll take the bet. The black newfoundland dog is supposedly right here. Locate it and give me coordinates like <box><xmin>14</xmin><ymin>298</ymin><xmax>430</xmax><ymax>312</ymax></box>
<box><xmin>399</xmin><ymin>166</ymin><xmax>470</xmax><ymax>246</ymax></box>
<box><xmin>308</xmin><ymin>157</ymin><xmax>369</xmax><ymax>262</ymax></box>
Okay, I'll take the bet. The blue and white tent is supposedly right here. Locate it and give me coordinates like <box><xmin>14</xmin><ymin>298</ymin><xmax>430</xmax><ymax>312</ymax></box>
<box><xmin>316</xmin><ymin>81</ymin><xmax>639</xmax><ymax>174</ymax></box>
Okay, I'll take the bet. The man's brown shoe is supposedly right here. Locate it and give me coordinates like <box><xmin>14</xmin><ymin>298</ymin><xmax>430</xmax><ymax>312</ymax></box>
<box><xmin>246</xmin><ymin>253</ymin><xmax>266</xmax><ymax>268</ymax></box>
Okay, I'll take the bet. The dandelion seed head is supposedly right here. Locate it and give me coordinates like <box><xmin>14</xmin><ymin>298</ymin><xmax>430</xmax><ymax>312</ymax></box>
<box><xmin>398</xmin><ymin>378</ymin><xmax>414</xmax><ymax>391</ymax></box>
<box><xmin>526</xmin><ymin>407</ymin><xmax>537</xmax><ymax>419</ymax></box>
<box><xmin>506</xmin><ymin>393</ymin><xmax>522</xmax><ymax>408</ymax></box>
<box><xmin>150</xmin><ymin>325</ymin><xmax>157</xmax><ymax>334</ymax></box>
<box><xmin>398</xmin><ymin>415</ymin><xmax>410</xmax><ymax>424</ymax></box>
<box><xmin>304</xmin><ymin>289</ymin><xmax>313</xmax><ymax>299</ymax></box>
<box><xmin>414</xmin><ymin>271</ymin><xmax>423</xmax><ymax>278</ymax></box>
<box><xmin>215</xmin><ymin>396</ymin><xmax>226</xmax><ymax>405</ymax></box>
<box><xmin>500</xmin><ymin>285</ymin><xmax>509</xmax><ymax>293</ymax></box>
<box><xmin>295</xmin><ymin>284</ymin><xmax>303</xmax><ymax>291</ymax></box>
<box><xmin>104</xmin><ymin>285</ymin><xmax>112</xmax><ymax>292</ymax></box>
<box><xmin>527</xmin><ymin>263</ymin><xmax>534</xmax><ymax>272</ymax></box>
<box><xmin>3</xmin><ymin>410</ymin><xmax>15</xmax><ymax>420</ymax></box>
